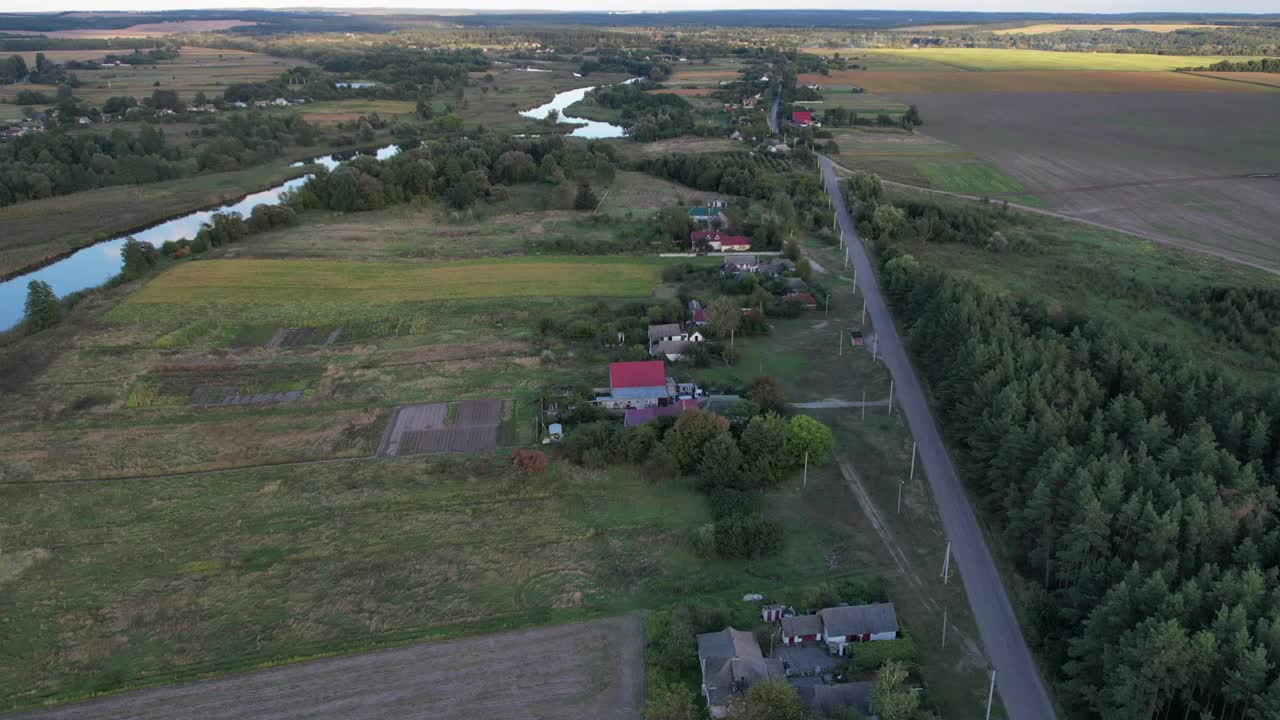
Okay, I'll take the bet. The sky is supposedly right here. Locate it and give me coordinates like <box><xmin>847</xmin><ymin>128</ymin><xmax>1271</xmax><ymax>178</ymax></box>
<box><xmin>5</xmin><ymin>0</ymin><xmax>1277</xmax><ymax>14</ymax></box>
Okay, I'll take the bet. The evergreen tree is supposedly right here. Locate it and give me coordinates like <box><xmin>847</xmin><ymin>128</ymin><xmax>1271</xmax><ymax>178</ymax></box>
<box><xmin>23</xmin><ymin>280</ymin><xmax>62</xmax><ymax>333</ymax></box>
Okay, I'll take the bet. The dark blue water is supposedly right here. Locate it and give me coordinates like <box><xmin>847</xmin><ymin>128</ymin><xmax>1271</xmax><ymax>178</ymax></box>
<box><xmin>0</xmin><ymin>144</ymin><xmax>400</xmax><ymax>331</ymax></box>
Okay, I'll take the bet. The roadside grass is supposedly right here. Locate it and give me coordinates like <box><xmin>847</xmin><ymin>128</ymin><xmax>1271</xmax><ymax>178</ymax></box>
<box><xmin>915</xmin><ymin>161</ymin><xmax>1043</xmax><ymax>206</ymax></box>
<box><xmin>120</xmin><ymin>256</ymin><xmax>674</xmax><ymax>309</ymax></box>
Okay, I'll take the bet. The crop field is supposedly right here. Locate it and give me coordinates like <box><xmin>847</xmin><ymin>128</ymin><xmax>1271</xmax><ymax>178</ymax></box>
<box><xmin>297</xmin><ymin>99</ymin><xmax>417</xmax><ymax>126</ymax></box>
<box><xmin>992</xmin><ymin>22</ymin><xmax>1221</xmax><ymax>34</ymax></box>
<box><xmin>1188</xmin><ymin>71</ymin><xmax>1280</xmax><ymax>89</ymax></box>
<box><xmin>800</xmin><ymin>69</ymin><xmax>1273</xmax><ymax>94</ymax></box>
<box><xmin>122</xmin><ymin>257</ymin><xmax>667</xmax><ymax>308</ymax></box>
<box><xmin>889</xmin><ymin>90</ymin><xmax>1280</xmax><ymax>270</ymax></box>
<box><xmin>8</xmin><ymin>615</ymin><xmax>644</xmax><ymax>720</ymax></box>
<box><xmin>854</xmin><ymin>47</ymin><xmax>1268</xmax><ymax>72</ymax></box>
<box><xmin>2</xmin><ymin>48</ymin><xmax>308</xmax><ymax>107</ymax></box>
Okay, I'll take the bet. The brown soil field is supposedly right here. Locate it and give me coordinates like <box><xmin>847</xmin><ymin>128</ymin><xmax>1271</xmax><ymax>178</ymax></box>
<box><xmin>799</xmin><ymin>70</ymin><xmax>1275</xmax><ymax>94</ymax></box>
<box><xmin>9</xmin><ymin>20</ymin><xmax>258</xmax><ymax>38</ymax></box>
<box><xmin>889</xmin><ymin>91</ymin><xmax>1280</xmax><ymax>271</ymax></box>
<box><xmin>8</xmin><ymin>614</ymin><xmax>645</xmax><ymax>720</ymax></box>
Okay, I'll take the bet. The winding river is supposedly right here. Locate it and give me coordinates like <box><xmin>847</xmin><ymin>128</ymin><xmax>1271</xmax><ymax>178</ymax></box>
<box><xmin>0</xmin><ymin>145</ymin><xmax>400</xmax><ymax>331</ymax></box>
<box><xmin>1</xmin><ymin>81</ymin><xmax>632</xmax><ymax>331</ymax></box>
<box><xmin>519</xmin><ymin>79</ymin><xmax>634</xmax><ymax>139</ymax></box>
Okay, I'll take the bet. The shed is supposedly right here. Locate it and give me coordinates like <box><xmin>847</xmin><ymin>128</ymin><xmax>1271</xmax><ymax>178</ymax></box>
<box><xmin>781</xmin><ymin>614</ymin><xmax>823</xmax><ymax>645</ymax></box>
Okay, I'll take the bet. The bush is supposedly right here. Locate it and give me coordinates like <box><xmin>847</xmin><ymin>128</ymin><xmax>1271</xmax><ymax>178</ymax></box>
<box><xmin>708</xmin><ymin>488</ymin><xmax>760</xmax><ymax>521</ymax></box>
<box><xmin>714</xmin><ymin>512</ymin><xmax>783</xmax><ymax>559</ymax></box>
<box><xmin>850</xmin><ymin>637</ymin><xmax>916</xmax><ymax>671</ymax></box>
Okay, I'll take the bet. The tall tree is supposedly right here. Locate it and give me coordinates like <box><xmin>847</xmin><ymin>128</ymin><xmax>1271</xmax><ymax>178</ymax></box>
<box><xmin>23</xmin><ymin>280</ymin><xmax>62</xmax><ymax>333</ymax></box>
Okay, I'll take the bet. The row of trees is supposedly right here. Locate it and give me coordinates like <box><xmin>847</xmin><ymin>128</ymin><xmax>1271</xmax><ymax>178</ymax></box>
<box><xmin>865</xmin><ymin>199</ymin><xmax>1280</xmax><ymax>718</ymax></box>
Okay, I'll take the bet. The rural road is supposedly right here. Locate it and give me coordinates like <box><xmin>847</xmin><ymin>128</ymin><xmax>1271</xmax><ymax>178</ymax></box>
<box><xmin>769</xmin><ymin>93</ymin><xmax>780</xmax><ymax>134</ymax></box>
<box><xmin>8</xmin><ymin>615</ymin><xmax>646</xmax><ymax>720</ymax></box>
<box><xmin>819</xmin><ymin>154</ymin><xmax>1057</xmax><ymax>720</ymax></box>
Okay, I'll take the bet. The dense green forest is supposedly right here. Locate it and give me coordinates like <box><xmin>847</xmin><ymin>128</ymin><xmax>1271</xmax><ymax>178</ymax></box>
<box><xmin>844</xmin><ymin>175</ymin><xmax>1280</xmax><ymax>720</ymax></box>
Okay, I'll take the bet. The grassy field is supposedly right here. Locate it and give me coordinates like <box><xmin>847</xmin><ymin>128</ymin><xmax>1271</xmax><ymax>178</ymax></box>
<box><xmin>805</xmin><ymin>68</ymin><xmax>1277</xmax><ymax>94</ymax></box>
<box><xmin>298</xmin><ymin>99</ymin><xmax>417</xmax><ymax>127</ymax></box>
<box><xmin>0</xmin><ymin>160</ymin><xmax>313</xmax><ymax>279</ymax></box>
<box><xmin>465</xmin><ymin>64</ymin><xmax>630</xmax><ymax>132</ymax></box>
<box><xmin>123</xmin><ymin>257</ymin><xmax>668</xmax><ymax>307</ymax></box>
<box><xmin>0</xmin><ymin>48</ymin><xmax>309</xmax><ymax>108</ymax></box>
<box><xmin>915</xmin><ymin>161</ymin><xmax>1042</xmax><ymax>205</ymax></box>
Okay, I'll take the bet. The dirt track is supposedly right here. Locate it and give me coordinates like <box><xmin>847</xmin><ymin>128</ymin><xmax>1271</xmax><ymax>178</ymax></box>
<box><xmin>10</xmin><ymin>615</ymin><xmax>645</xmax><ymax>720</ymax></box>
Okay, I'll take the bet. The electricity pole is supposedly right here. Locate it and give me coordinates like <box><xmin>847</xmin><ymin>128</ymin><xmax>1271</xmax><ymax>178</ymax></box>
<box><xmin>985</xmin><ymin>668</ymin><xmax>997</xmax><ymax>720</ymax></box>
<box><xmin>909</xmin><ymin>441</ymin><xmax>917</xmax><ymax>482</ymax></box>
<box><xmin>942</xmin><ymin>541</ymin><xmax>952</xmax><ymax>584</ymax></box>
<box><xmin>887</xmin><ymin>378</ymin><xmax>894</xmax><ymax>415</ymax></box>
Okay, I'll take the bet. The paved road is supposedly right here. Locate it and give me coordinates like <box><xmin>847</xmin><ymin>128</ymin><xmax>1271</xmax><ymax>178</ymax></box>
<box><xmin>819</xmin><ymin>155</ymin><xmax>1057</xmax><ymax>720</ymax></box>
<box><xmin>8</xmin><ymin>615</ymin><xmax>645</xmax><ymax>720</ymax></box>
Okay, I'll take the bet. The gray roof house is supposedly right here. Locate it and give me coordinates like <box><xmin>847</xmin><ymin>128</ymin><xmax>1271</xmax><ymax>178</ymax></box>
<box><xmin>697</xmin><ymin>628</ymin><xmax>784</xmax><ymax>718</ymax></box>
<box><xmin>794</xmin><ymin>680</ymin><xmax>877</xmax><ymax>715</ymax></box>
<box><xmin>758</xmin><ymin>258</ymin><xmax>796</xmax><ymax>277</ymax></box>
<box><xmin>819</xmin><ymin>602</ymin><xmax>899</xmax><ymax>644</ymax></box>
<box><xmin>781</xmin><ymin>614</ymin><xmax>824</xmax><ymax>642</ymax></box>
<box><xmin>782</xmin><ymin>277</ymin><xmax>809</xmax><ymax>292</ymax></box>
<box><xmin>648</xmin><ymin>323</ymin><xmax>686</xmax><ymax>343</ymax></box>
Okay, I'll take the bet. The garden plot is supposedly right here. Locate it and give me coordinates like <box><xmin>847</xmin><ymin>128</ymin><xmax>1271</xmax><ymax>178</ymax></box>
<box><xmin>377</xmin><ymin>398</ymin><xmax>509</xmax><ymax>456</ymax></box>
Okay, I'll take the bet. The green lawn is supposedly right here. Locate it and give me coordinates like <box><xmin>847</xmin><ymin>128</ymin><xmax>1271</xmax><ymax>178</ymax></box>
<box><xmin>916</xmin><ymin>161</ymin><xmax>1043</xmax><ymax>206</ymax></box>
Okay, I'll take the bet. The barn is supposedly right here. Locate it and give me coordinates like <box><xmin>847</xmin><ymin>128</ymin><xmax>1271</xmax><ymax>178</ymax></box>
<box><xmin>780</xmin><ymin>614</ymin><xmax>823</xmax><ymax>646</ymax></box>
<box><xmin>819</xmin><ymin>603</ymin><xmax>899</xmax><ymax>653</ymax></box>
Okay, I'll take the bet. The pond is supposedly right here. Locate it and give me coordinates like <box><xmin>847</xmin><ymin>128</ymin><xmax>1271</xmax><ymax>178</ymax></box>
<box><xmin>519</xmin><ymin>78</ymin><xmax>637</xmax><ymax>140</ymax></box>
<box><xmin>0</xmin><ymin>144</ymin><xmax>401</xmax><ymax>331</ymax></box>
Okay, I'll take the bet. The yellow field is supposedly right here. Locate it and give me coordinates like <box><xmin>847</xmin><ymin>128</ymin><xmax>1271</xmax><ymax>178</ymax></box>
<box><xmin>126</xmin><ymin>257</ymin><xmax>665</xmax><ymax>306</ymax></box>
<box><xmin>993</xmin><ymin>23</ymin><xmax>1221</xmax><ymax>35</ymax></box>
<box><xmin>802</xmin><ymin>70</ymin><xmax>1276</xmax><ymax>94</ymax></box>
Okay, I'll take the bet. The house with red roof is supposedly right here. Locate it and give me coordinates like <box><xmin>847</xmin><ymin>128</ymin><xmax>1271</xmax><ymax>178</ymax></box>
<box><xmin>791</xmin><ymin>111</ymin><xmax>813</xmax><ymax>127</ymax></box>
<box><xmin>691</xmin><ymin>229</ymin><xmax>751</xmax><ymax>253</ymax></box>
<box><xmin>785</xmin><ymin>292</ymin><xmax>819</xmax><ymax>310</ymax></box>
<box><xmin>597</xmin><ymin>360</ymin><xmax>674</xmax><ymax>410</ymax></box>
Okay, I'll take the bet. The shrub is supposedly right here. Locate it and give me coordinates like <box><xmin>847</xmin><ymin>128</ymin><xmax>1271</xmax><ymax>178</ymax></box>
<box><xmin>714</xmin><ymin>512</ymin><xmax>783</xmax><ymax>559</ymax></box>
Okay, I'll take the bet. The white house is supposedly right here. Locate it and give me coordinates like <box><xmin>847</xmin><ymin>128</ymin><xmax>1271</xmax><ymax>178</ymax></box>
<box><xmin>648</xmin><ymin>324</ymin><xmax>704</xmax><ymax>359</ymax></box>
<box><xmin>818</xmin><ymin>603</ymin><xmax>899</xmax><ymax>654</ymax></box>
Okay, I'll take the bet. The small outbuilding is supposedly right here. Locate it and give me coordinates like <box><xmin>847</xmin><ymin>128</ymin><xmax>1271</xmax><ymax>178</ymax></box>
<box><xmin>781</xmin><ymin>614</ymin><xmax>824</xmax><ymax>646</ymax></box>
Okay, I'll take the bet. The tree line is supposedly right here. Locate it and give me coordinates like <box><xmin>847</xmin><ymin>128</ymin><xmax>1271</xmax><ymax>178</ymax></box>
<box><xmin>850</xmin><ymin>174</ymin><xmax>1280</xmax><ymax>719</ymax></box>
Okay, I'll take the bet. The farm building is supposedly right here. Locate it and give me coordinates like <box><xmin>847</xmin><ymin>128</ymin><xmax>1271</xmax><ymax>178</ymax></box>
<box><xmin>697</xmin><ymin>628</ymin><xmax>784</xmax><ymax>718</ymax></box>
<box><xmin>819</xmin><ymin>603</ymin><xmax>899</xmax><ymax>652</ymax></box>
<box><xmin>758</xmin><ymin>258</ymin><xmax>796</xmax><ymax>277</ymax></box>
<box><xmin>625</xmin><ymin>398</ymin><xmax>700</xmax><ymax>427</ymax></box>
<box><xmin>792</xmin><ymin>111</ymin><xmax>813</xmax><ymax>126</ymax></box>
<box><xmin>596</xmin><ymin>361</ymin><xmax>673</xmax><ymax>410</ymax></box>
<box><xmin>785</xmin><ymin>292</ymin><xmax>819</xmax><ymax>310</ymax></box>
<box><xmin>723</xmin><ymin>255</ymin><xmax>759</xmax><ymax>273</ymax></box>
<box><xmin>781</xmin><ymin>614</ymin><xmax>824</xmax><ymax>646</ymax></box>
<box><xmin>691</xmin><ymin>230</ymin><xmax>752</xmax><ymax>253</ymax></box>
<box><xmin>761</xmin><ymin>604</ymin><xmax>787</xmax><ymax>623</ymax></box>
<box><xmin>689</xmin><ymin>299</ymin><xmax>707</xmax><ymax>325</ymax></box>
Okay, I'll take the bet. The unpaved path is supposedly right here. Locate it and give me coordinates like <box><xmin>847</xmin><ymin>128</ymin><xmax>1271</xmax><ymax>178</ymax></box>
<box><xmin>10</xmin><ymin>614</ymin><xmax>646</xmax><ymax>720</ymax></box>
<box><xmin>821</xmin><ymin>154</ymin><xmax>1056</xmax><ymax>720</ymax></box>
<box><xmin>789</xmin><ymin>398</ymin><xmax>888</xmax><ymax>409</ymax></box>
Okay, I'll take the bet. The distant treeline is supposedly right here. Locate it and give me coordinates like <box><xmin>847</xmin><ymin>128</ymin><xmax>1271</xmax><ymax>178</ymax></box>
<box><xmin>1180</xmin><ymin>57</ymin><xmax>1280</xmax><ymax>72</ymax></box>
<box><xmin>869</xmin><ymin>24</ymin><xmax>1280</xmax><ymax>57</ymax></box>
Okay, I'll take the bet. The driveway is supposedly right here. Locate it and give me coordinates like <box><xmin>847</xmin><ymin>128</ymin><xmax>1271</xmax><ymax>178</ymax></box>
<box><xmin>775</xmin><ymin>645</ymin><xmax>838</xmax><ymax>675</ymax></box>
<box><xmin>819</xmin><ymin>155</ymin><xmax>1057</xmax><ymax>720</ymax></box>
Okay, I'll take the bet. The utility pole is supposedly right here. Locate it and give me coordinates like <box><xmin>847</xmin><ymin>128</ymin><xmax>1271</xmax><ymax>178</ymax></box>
<box><xmin>896</xmin><ymin>479</ymin><xmax>903</xmax><ymax>514</ymax></box>
<box><xmin>861</xmin><ymin>390</ymin><xmax>866</xmax><ymax>420</ymax></box>
<box><xmin>861</xmin><ymin>296</ymin><xmax>866</xmax><ymax>324</ymax></box>
<box><xmin>825</xmin><ymin>293</ymin><xmax>830</xmax><ymax>317</ymax></box>
<box><xmin>887</xmin><ymin>378</ymin><xmax>894</xmax><ymax>415</ymax></box>
<box><xmin>909</xmin><ymin>440</ymin><xmax>917</xmax><ymax>482</ymax></box>
<box><xmin>940</xmin><ymin>605</ymin><xmax>947</xmax><ymax>647</ymax></box>
<box><xmin>839</xmin><ymin>328</ymin><xmax>844</xmax><ymax>356</ymax></box>
<box><xmin>803</xmin><ymin>451</ymin><xmax>809</xmax><ymax>489</ymax></box>
<box><xmin>985</xmin><ymin>668</ymin><xmax>997</xmax><ymax>720</ymax></box>
<box><xmin>942</xmin><ymin>541</ymin><xmax>952</xmax><ymax>584</ymax></box>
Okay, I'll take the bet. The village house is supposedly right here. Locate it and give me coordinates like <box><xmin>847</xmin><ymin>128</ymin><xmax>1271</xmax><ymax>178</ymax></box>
<box><xmin>697</xmin><ymin>628</ymin><xmax>784</xmax><ymax>718</ymax></box>
<box><xmin>792</xmin><ymin>110</ymin><xmax>813</xmax><ymax>127</ymax></box>
<box><xmin>648</xmin><ymin>323</ymin><xmax>705</xmax><ymax>361</ymax></box>
<box><xmin>691</xmin><ymin>229</ymin><xmax>752</xmax><ymax>253</ymax></box>
<box><xmin>594</xmin><ymin>360</ymin><xmax>673</xmax><ymax>410</ymax></box>
<box><xmin>758</xmin><ymin>258</ymin><xmax>796</xmax><ymax>277</ymax></box>
<box><xmin>819</xmin><ymin>602</ymin><xmax>899</xmax><ymax>653</ymax></box>
<box><xmin>722</xmin><ymin>254</ymin><xmax>759</xmax><ymax>273</ymax></box>
<box><xmin>688</xmin><ymin>299</ymin><xmax>707</xmax><ymax>325</ymax></box>
<box><xmin>785</xmin><ymin>292</ymin><xmax>819</xmax><ymax>311</ymax></box>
